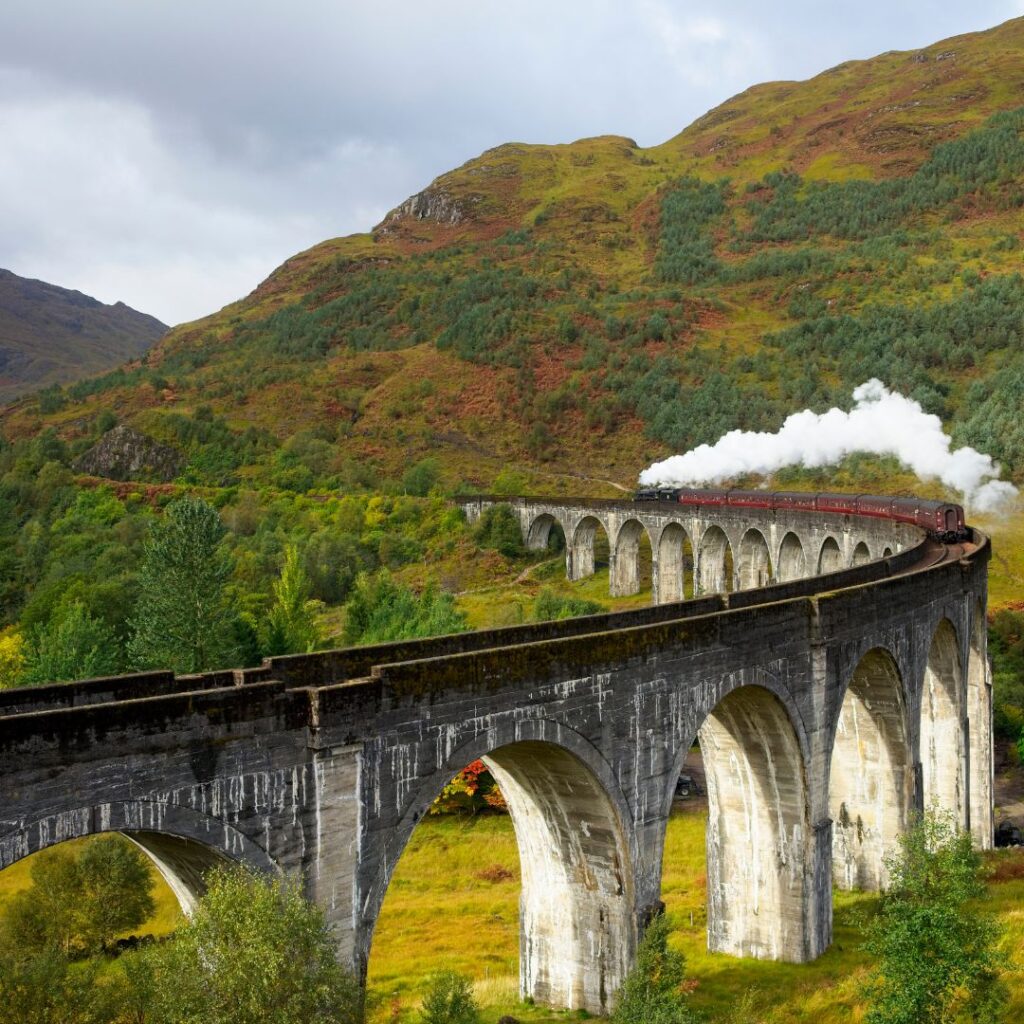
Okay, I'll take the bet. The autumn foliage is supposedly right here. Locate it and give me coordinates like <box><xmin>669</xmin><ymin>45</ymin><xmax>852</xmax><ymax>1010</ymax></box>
<box><xmin>430</xmin><ymin>760</ymin><xmax>507</xmax><ymax>815</ymax></box>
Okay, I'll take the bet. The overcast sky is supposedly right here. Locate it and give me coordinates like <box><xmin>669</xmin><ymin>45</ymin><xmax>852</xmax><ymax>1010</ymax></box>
<box><xmin>1</xmin><ymin>2</ymin><xmax>1022</xmax><ymax>325</ymax></box>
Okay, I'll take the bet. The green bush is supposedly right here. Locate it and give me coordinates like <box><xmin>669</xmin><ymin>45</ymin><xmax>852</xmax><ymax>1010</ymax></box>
<box><xmin>474</xmin><ymin>504</ymin><xmax>525</xmax><ymax>559</ymax></box>
<box><xmin>402</xmin><ymin>457</ymin><xmax>442</xmax><ymax>497</ymax></box>
<box><xmin>420</xmin><ymin>970</ymin><xmax>479</xmax><ymax>1024</ymax></box>
<box><xmin>863</xmin><ymin>812</ymin><xmax>1007</xmax><ymax>1024</ymax></box>
<box><xmin>611</xmin><ymin>914</ymin><xmax>697</xmax><ymax>1024</ymax></box>
<box><xmin>21</xmin><ymin>600</ymin><xmax>121</xmax><ymax>685</ymax></box>
<box><xmin>342</xmin><ymin>570</ymin><xmax>468</xmax><ymax>645</ymax></box>
<box><xmin>127</xmin><ymin>868</ymin><xmax>361</xmax><ymax>1024</ymax></box>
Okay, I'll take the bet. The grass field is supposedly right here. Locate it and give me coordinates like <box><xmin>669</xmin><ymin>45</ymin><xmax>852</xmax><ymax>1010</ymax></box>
<box><xmin>0</xmin><ymin>810</ymin><xmax>1020</xmax><ymax>1022</ymax></box>
<box><xmin>366</xmin><ymin>804</ymin><xmax>1024</xmax><ymax>1024</ymax></box>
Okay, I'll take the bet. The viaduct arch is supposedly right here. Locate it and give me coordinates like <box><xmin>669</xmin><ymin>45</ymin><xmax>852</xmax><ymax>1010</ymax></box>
<box><xmin>0</xmin><ymin>494</ymin><xmax>992</xmax><ymax>1016</ymax></box>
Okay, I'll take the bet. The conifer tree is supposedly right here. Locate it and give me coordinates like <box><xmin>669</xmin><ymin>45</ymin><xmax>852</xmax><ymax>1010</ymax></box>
<box><xmin>128</xmin><ymin>496</ymin><xmax>236</xmax><ymax>674</ymax></box>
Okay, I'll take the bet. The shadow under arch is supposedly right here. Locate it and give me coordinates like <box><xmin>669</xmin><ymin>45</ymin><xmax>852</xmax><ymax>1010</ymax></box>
<box><xmin>967</xmin><ymin>599</ymin><xmax>993</xmax><ymax>847</ymax></box>
<box><xmin>365</xmin><ymin>720</ymin><xmax>635</xmax><ymax>1015</ymax></box>
<box><xmin>829</xmin><ymin>647</ymin><xmax>911</xmax><ymax>891</ymax></box>
<box><xmin>1</xmin><ymin>801</ymin><xmax>276</xmax><ymax>916</ymax></box>
<box><xmin>611</xmin><ymin>518</ymin><xmax>653</xmax><ymax>597</ymax></box>
<box><xmin>697</xmin><ymin>684</ymin><xmax>814</xmax><ymax>962</ymax></box>
<box><xmin>851</xmin><ymin>541</ymin><xmax>871</xmax><ymax>567</ymax></box>
<box><xmin>697</xmin><ymin>525</ymin><xmax>734</xmax><ymax>594</ymax></box>
<box><xmin>567</xmin><ymin>515</ymin><xmax>610</xmax><ymax>582</ymax></box>
<box><xmin>737</xmin><ymin>528</ymin><xmax>772</xmax><ymax>590</ymax></box>
<box><xmin>817</xmin><ymin>536</ymin><xmax>843</xmax><ymax>574</ymax></box>
<box><xmin>921</xmin><ymin>618</ymin><xmax>965</xmax><ymax>827</ymax></box>
<box><xmin>657</xmin><ymin>522</ymin><xmax>693</xmax><ymax>603</ymax></box>
<box><xmin>526</xmin><ymin>512</ymin><xmax>565</xmax><ymax>552</ymax></box>
<box><xmin>777</xmin><ymin>532</ymin><xmax>806</xmax><ymax>582</ymax></box>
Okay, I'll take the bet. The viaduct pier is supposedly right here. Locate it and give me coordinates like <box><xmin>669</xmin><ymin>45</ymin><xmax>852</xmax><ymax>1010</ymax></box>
<box><xmin>0</xmin><ymin>495</ymin><xmax>993</xmax><ymax>1015</ymax></box>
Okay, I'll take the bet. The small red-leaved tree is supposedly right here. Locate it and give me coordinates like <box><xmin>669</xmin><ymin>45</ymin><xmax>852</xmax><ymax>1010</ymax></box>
<box><xmin>430</xmin><ymin>760</ymin><xmax>507</xmax><ymax>815</ymax></box>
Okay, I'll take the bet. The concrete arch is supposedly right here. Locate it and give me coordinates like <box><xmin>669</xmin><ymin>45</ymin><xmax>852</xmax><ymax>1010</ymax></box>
<box><xmin>611</xmin><ymin>518</ymin><xmax>653</xmax><ymax>597</ymax></box>
<box><xmin>829</xmin><ymin>648</ymin><xmax>911</xmax><ymax>890</ymax></box>
<box><xmin>851</xmin><ymin>541</ymin><xmax>871</xmax><ymax>567</ymax></box>
<box><xmin>656</xmin><ymin>522</ymin><xmax>692</xmax><ymax>604</ymax></box>
<box><xmin>737</xmin><ymin>528</ymin><xmax>772</xmax><ymax>590</ymax></box>
<box><xmin>921</xmin><ymin>619</ymin><xmax>965</xmax><ymax>826</ymax></box>
<box><xmin>817</xmin><ymin>537</ymin><xmax>843</xmax><ymax>575</ymax></box>
<box><xmin>777</xmin><ymin>532</ymin><xmax>806</xmax><ymax>582</ymax></box>
<box><xmin>698</xmin><ymin>525</ymin><xmax>734</xmax><ymax>594</ymax></box>
<box><xmin>526</xmin><ymin>512</ymin><xmax>565</xmax><ymax>551</ymax></box>
<box><xmin>882</xmin><ymin>546</ymin><xmax>894</xmax><ymax>558</ymax></box>
<box><xmin>967</xmin><ymin>601</ymin><xmax>993</xmax><ymax>847</ymax></box>
<box><xmin>699</xmin><ymin>685</ymin><xmax>814</xmax><ymax>961</ymax></box>
<box><xmin>367</xmin><ymin>720</ymin><xmax>635</xmax><ymax>1015</ymax></box>
<box><xmin>567</xmin><ymin>515</ymin><xmax>610</xmax><ymax>582</ymax></box>
<box><xmin>0</xmin><ymin>801</ymin><xmax>275</xmax><ymax>916</ymax></box>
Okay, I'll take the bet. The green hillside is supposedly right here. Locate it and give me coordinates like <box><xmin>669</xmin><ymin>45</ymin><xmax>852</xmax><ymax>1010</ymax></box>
<box><xmin>1</xmin><ymin>17</ymin><xmax>1024</xmax><ymax>672</ymax></box>
<box><xmin>0</xmin><ymin>269</ymin><xmax>167</xmax><ymax>404</ymax></box>
<box><xmin>4</xmin><ymin>17</ymin><xmax>1023</xmax><ymax>494</ymax></box>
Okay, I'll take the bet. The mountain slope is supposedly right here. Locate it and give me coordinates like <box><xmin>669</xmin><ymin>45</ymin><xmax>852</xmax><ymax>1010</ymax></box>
<box><xmin>0</xmin><ymin>269</ymin><xmax>167</xmax><ymax>403</ymax></box>
<box><xmin>2</xmin><ymin>17</ymin><xmax>1024</xmax><ymax>497</ymax></box>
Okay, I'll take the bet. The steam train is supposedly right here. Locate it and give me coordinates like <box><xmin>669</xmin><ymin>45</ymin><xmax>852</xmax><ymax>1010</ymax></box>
<box><xmin>635</xmin><ymin>487</ymin><xmax>967</xmax><ymax>542</ymax></box>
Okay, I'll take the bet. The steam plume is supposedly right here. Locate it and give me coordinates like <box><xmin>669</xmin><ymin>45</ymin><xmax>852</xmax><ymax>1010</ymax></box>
<box><xmin>639</xmin><ymin>379</ymin><xmax>1018</xmax><ymax>513</ymax></box>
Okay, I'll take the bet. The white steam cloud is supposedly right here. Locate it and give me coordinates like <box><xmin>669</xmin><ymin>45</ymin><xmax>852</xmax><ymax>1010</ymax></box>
<box><xmin>639</xmin><ymin>379</ymin><xmax>1018</xmax><ymax>513</ymax></box>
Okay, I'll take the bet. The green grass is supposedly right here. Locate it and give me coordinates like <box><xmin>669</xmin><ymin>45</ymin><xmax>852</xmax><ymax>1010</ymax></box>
<box><xmin>456</xmin><ymin>562</ymin><xmax>653</xmax><ymax>631</ymax></box>
<box><xmin>366</xmin><ymin>805</ymin><xmax>1024</xmax><ymax>1023</ymax></box>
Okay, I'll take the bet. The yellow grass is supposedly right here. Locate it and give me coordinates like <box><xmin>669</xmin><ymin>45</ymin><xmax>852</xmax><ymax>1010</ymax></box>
<box><xmin>367</xmin><ymin>805</ymin><xmax>1024</xmax><ymax>1023</ymax></box>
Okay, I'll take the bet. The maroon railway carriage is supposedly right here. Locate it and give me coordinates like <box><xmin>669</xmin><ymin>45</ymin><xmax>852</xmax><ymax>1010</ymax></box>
<box><xmin>635</xmin><ymin>487</ymin><xmax>966</xmax><ymax>541</ymax></box>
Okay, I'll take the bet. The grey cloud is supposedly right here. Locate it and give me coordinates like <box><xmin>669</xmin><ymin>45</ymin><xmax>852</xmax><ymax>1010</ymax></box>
<box><xmin>0</xmin><ymin>1</ymin><xmax>1019</xmax><ymax>322</ymax></box>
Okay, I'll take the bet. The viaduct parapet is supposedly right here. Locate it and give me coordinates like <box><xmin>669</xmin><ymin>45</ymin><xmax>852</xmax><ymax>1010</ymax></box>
<box><xmin>0</xmin><ymin>495</ymin><xmax>993</xmax><ymax>1016</ymax></box>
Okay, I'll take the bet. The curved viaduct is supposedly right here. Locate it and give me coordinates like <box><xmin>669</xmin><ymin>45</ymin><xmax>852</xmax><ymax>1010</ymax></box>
<box><xmin>0</xmin><ymin>494</ymin><xmax>993</xmax><ymax>1016</ymax></box>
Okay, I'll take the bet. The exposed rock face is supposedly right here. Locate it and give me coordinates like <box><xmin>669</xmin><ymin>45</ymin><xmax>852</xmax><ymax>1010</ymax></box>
<box><xmin>74</xmin><ymin>424</ymin><xmax>183</xmax><ymax>482</ymax></box>
<box><xmin>375</xmin><ymin>187</ymin><xmax>480</xmax><ymax>235</ymax></box>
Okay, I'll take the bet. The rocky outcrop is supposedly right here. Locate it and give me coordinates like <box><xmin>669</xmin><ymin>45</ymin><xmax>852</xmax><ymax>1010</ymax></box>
<box><xmin>74</xmin><ymin>425</ymin><xmax>183</xmax><ymax>482</ymax></box>
<box><xmin>375</xmin><ymin>187</ymin><xmax>481</xmax><ymax>235</ymax></box>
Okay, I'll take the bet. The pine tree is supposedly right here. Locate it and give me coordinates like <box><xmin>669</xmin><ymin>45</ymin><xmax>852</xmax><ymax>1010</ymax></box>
<box><xmin>127</xmin><ymin>497</ymin><xmax>237</xmax><ymax>674</ymax></box>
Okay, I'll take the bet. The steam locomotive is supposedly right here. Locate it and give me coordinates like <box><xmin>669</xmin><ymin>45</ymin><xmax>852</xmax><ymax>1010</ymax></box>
<box><xmin>635</xmin><ymin>487</ymin><xmax>967</xmax><ymax>542</ymax></box>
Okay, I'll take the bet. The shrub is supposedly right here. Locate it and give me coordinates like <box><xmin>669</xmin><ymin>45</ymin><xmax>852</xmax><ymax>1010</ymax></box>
<box><xmin>128</xmin><ymin>868</ymin><xmax>361</xmax><ymax>1024</ymax></box>
<box><xmin>21</xmin><ymin>600</ymin><xmax>121</xmax><ymax>685</ymax></box>
<box><xmin>430</xmin><ymin>760</ymin><xmax>507</xmax><ymax>815</ymax></box>
<box><xmin>402</xmin><ymin>458</ymin><xmax>442</xmax><ymax>497</ymax></box>
<box><xmin>420</xmin><ymin>970</ymin><xmax>480</xmax><ymax>1024</ymax></box>
<box><xmin>474</xmin><ymin>505</ymin><xmax>525</xmax><ymax>559</ymax></box>
<box><xmin>611</xmin><ymin>914</ymin><xmax>697</xmax><ymax>1023</ymax></box>
<box><xmin>342</xmin><ymin>570</ymin><xmax>468</xmax><ymax>645</ymax></box>
<box><xmin>863</xmin><ymin>811</ymin><xmax>1007</xmax><ymax>1024</ymax></box>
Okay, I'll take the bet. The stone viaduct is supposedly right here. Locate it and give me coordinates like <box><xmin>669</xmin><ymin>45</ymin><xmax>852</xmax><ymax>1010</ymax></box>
<box><xmin>0</xmin><ymin>495</ymin><xmax>993</xmax><ymax>1016</ymax></box>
